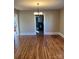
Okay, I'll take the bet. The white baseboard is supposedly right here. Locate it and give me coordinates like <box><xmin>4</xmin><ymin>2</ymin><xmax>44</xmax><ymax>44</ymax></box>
<box><xmin>19</xmin><ymin>32</ymin><xmax>64</xmax><ymax>38</ymax></box>
<box><xmin>20</xmin><ymin>32</ymin><xmax>59</xmax><ymax>35</ymax></box>
<box><xmin>44</xmin><ymin>32</ymin><xmax>64</xmax><ymax>38</ymax></box>
<box><xmin>20</xmin><ymin>32</ymin><xmax>36</xmax><ymax>35</ymax></box>
<box><xmin>44</xmin><ymin>32</ymin><xmax>59</xmax><ymax>35</ymax></box>
<box><xmin>57</xmin><ymin>32</ymin><xmax>64</xmax><ymax>38</ymax></box>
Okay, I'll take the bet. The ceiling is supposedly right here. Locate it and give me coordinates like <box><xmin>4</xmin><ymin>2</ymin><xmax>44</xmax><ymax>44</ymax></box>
<box><xmin>14</xmin><ymin>0</ymin><xmax>64</xmax><ymax>11</ymax></box>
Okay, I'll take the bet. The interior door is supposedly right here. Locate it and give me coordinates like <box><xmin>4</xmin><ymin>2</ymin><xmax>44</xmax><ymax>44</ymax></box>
<box><xmin>36</xmin><ymin>15</ymin><xmax>44</xmax><ymax>35</ymax></box>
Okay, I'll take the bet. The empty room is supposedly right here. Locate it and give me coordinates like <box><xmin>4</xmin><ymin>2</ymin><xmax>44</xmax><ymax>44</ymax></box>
<box><xmin>14</xmin><ymin>0</ymin><xmax>64</xmax><ymax>59</ymax></box>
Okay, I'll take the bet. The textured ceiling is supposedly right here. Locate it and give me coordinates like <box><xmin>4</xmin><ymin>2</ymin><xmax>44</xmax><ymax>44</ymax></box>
<box><xmin>14</xmin><ymin>0</ymin><xmax>64</xmax><ymax>10</ymax></box>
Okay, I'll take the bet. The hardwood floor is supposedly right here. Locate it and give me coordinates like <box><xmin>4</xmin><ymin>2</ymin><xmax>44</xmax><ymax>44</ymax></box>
<box><xmin>14</xmin><ymin>35</ymin><xmax>64</xmax><ymax>59</ymax></box>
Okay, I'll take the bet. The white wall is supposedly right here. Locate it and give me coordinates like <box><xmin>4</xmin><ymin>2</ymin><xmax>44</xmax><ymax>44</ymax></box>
<box><xmin>44</xmin><ymin>11</ymin><xmax>60</xmax><ymax>34</ymax></box>
<box><xmin>60</xmin><ymin>9</ymin><xmax>64</xmax><ymax>35</ymax></box>
<box><xmin>19</xmin><ymin>11</ymin><xmax>36</xmax><ymax>35</ymax></box>
<box><xmin>19</xmin><ymin>10</ymin><xmax>60</xmax><ymax>35</ymax></box>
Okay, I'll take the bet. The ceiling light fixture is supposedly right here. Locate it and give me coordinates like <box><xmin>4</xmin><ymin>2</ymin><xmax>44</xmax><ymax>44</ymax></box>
<box><xmin>34</xmin><ymin>3</ymin><xmax>43</xmax><ymax>15</ymax></box>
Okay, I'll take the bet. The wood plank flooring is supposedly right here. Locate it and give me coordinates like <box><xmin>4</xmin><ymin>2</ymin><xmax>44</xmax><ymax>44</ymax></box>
<box><xmin>14</xmin><ymin>35</ymin><xmax>64</xmax><ymax>59</ymax></box>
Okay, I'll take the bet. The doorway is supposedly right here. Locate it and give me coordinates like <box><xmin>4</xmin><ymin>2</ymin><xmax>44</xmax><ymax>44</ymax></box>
<box><xmin>35</xmin><ymin>15</ymin><xmax>44</xmax><ymax>35</ymax></box>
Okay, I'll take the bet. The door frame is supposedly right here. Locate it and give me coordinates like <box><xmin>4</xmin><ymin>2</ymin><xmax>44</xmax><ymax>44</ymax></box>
<box><xmin>34</xmin><ymin>14</ymin><xmax>44</xmax><ymax>35</ymax></box>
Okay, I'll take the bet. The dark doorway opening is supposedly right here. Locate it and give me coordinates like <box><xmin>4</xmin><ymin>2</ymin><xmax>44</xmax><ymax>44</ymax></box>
<box><xmin>36</xmin><ymin>15</ymin><xmax>44</xmax><ymax>35</ymax></box>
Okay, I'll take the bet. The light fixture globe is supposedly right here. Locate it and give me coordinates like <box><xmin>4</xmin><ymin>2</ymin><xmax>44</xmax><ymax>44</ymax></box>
<box><xmin>34</xmin><ymin>12</ymin><xmax>43</xmax><ymax>15</ymax></box>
